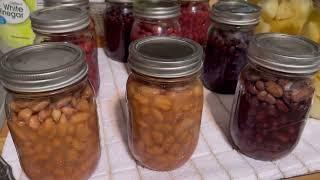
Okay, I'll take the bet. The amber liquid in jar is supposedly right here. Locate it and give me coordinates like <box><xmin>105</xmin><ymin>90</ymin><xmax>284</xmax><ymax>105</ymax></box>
<box><xmin>104</xmin><ymin>2</ymin><xmax>134</xmax><ymax>62</ymax></box>
<box><xmin>179</xmin><ymin>0</ymin><xmax>211</xmax><ymax>46</ymax></box>
<box><xmin>130</xmin><ymin>17</ymin><xmax>182</xmax><ymax>42</ymax></box>
<box><xmin>230</xmin><ymin>65</ymin><xmax>314</xmax><ymax>160</ymax></box>
<box><xmin>34</xmin><ymin>28</ymin><xmax>100</xmax><ymax>94</ymax></box>
<box><xmin>203</xmin><ymin>23</ymin><xmax>253</xmax><ymax>94</ymax></box>
<box><xmin>7</xmin><ymin>79</ymin><xmax>101</xmax><ymax>180</ymax></box>
<box><xmin>126</xmin><ymin>73</ymin><xmax>203</xmax><ymax>171</ymax></box>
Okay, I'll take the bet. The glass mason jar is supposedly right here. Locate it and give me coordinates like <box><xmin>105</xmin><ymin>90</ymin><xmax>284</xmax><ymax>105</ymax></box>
<box><xmin>104</xmin><ymin>0</ymin><xmax>134</xmax><ymax>62</ymax></box>
<box><xmin>43</xmin><ymin>0</ymin><xmax>96</xmax><ymax>33</ymax></box>
<box><xmin>130</xmin><ymin>0</ymin><xmax>181</xmax><ymax>42</ymax></box>
<box><xmin>202</xmin><ymin>0</ymin><xmax>261</xmax><ymax>94</ymax></box>
<box><xmin>126</xmin><ymin>37</ymin><xmax>203</xmax><ymax>171</ymax></box>
<box><xmin>230</xmin><ymin>34</ymin><xmax>320</xmax><ymax>161</ymax></box>
<box><xmin>179</xmin><ymin>0</ymin><xmax>211</xmax><ymax>46</ymax></box>
<box><xmin>0</xmin><ymin>43</ymin><xmax>101</xmax><ymax>179</ymax></box>
<box><xmin>30</xmin><ymin>6</ymin><xmax>100</xmax><ymax>94</ymax></box>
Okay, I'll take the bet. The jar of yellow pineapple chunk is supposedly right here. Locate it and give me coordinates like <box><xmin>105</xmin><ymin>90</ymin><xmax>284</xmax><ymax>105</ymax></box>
<box><xmin>301</xmin><ymin>0</ymin><xmax>320</xmax><ymax>119</ymax></box>
<box><xmin>248</xmin><ymin>0</ymin><xmax>313</xmax><ymax>35</ymax></box>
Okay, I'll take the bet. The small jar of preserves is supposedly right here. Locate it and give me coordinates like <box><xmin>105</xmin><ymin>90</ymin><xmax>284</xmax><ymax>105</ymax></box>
<box><xmin>202</xmin><ymin>0</ymin><xmax>261</xmax><ymax>94</ymax></box>
<box><xmin>0</xmin><ymin>43</ymin><xmax>101</xmax><ymax>179</ymax></box>
<box><xmin>230</xmin><ymin>33</ymin><xmax>320</xmax><ymax>161</ymax></box>
<box><xmin>30</xmin><ymin>6</ymin><xmax>100</xmax><ymax>94</ymax></box>
<box><xmin>104</xmin><ymin>0</ymin><xmax>134</xmax><ymax>62</ymax></box>
<box><xmin>43</xmin><ymin>0</ymin><xmax>97</xmax><ymax>41</ymax></box>
<box><xmin>126</xmin><ymin>37</ymin><xmax>203</xmax><ymax>171</ymax></box>
<box><xmin>179</xmin><ymin>0</ymin><xmax>211</xmax><ymax>46</ymax></box>
<box><xmin>130</xmin><ymin>0</ymin><xmax>181</xmax><ymax>42</ymax></box>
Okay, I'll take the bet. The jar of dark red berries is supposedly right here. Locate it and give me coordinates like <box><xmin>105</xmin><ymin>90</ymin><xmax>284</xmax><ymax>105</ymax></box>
<box><xmin>202</xmin><ymin>0</ymin><xmax>261</xmax><ymax>94</ymax></box>
<box><xmin>31</xmin><ymin>6</ymin><xmax>100</xmax><ymax>94</ymax></box>
<box><xmin>104</xmin><ymin>0</ymin><xmax>134</xmax><ymax>62</ymax></box>
<box><xmin>230</xmin><ymin>33</ymin><xmax>320</xmax><ymax>161</ymax></box>
<box><xmin>179</xmin><ymin>0</ymin><xmax>211</xmax><ymax>46</ymax></box>
<box><xmin>130</xmin><ymin>0</ymin><xmax>181</xmax><ymax>42</ymax></box>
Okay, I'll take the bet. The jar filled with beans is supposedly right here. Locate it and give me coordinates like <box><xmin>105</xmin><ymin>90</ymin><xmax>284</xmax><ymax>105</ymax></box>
<box><xmin>0</xmin><ymin>43</ymin><xmax>101</xmax><ymax>180</ymax></box>
<box><xmin>179</xmin><ymin>0</ymin><xmax>211</xmax><ymax>46</ymax></box>
<box><xmin>104</xmin><ymin>0</ymin><xmax>134</xmax><ymax>62</ymax></box>
<box><xmin>230</xmin><ymin>33</ymin><xmax>320</xmax><ymax>161</ymax></box>
<box><xmin>202</xmin><ymin>0</ymin><xmax>261</xmax><ymax>94</ymax></box>
<box><xmin>126</xmin><ymin>37</ymin><xmax>203</xmax><ymax>171</ymax></box>
<box><xmin>130</xmin><ymin>0</ymin><xmax>181</xmax><ymax>42</ymax></box>
<box><xmin>30</xmin><ymin>6</ymin><xmax>100</xmax><ymax>94</ymax></box>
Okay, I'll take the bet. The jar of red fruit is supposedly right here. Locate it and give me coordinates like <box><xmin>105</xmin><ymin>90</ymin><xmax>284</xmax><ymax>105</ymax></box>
<box><xmin>31</xmin><ymin>6</ymin><xmax>100</xmax><ymax>94</ymax></box>
<box><xmin>127</xmin><ymin>36</ymin><xmax>203</xmax><ymax>171</ymax></box>
<box><xmin>43</xmin><ymin>0</ymin><xmax>96</xmax><ymax>37</ymax></box>
<box><xmin>104</xmin><ymin>0</ymin><xmax>134</xmax><ymax>62</ymax></box>
<box><xmin>0</xmin><ymin>43</ymin><xmax>101</xmax><ymax>180</ymax></box>
<box><xmin>130</xmin><ymin>0</ymin><xmax>181</xmax><ymax>42</ymax></box>
<box><xmin>179</xmin><ymin>0</ymin><xmax>211</xmax><ymax>46</ymax></box>
<box><xmin>202</xmin><ymin>0</ymin><xmax>261</xmax><ymax>94</ymax></box>
<box><xmin>230</xmin><ymin>33</ymin><xmax>320</xmax><ymax>161</ymax></box>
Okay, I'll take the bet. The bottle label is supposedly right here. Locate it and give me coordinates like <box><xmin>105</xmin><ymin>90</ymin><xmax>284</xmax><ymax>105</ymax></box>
<box><xmin>0</xmin><ymin>0</ymin><xmax>30</xmax><ymax>24</ymax></box>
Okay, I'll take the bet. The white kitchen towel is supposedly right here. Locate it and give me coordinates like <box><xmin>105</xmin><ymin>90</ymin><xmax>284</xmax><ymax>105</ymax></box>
<box><xmin>3</xmin><ymin>49</ymin><xmax>320</xmax><ymax>180</ymax></box>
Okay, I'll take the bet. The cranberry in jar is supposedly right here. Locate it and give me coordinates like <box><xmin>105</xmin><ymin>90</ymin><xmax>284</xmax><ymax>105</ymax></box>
<box><xmin>202</xmin><ymin>0</ymin><xmax>261</xmax><ymax>94</ymax></box>
<box><xmin>30</xmin><ymin>6</ymin><xmax>100</xmax><ymax>94</ymax></box>
<box><xmin>130</xmin><ymin>0</ymin><xmax>181</xmax><ymax>42</ymax></box>
<box><xmin>179</xmin><ymin>0</ymin><xmax>211</xmax><ymax>46</ymax></box>
<box><xmin>104</xmin><ymin>0</ymin><xmax>134</xmax><ymax>62</ymax></box>
<box><xmin>230</xmin><ymin>33</ymin><xmax>320</xmax><ymax>161</ymax></box>
<box><xmin>127</xmin><ymin>36</ymin><xmax>203</xmax><ymax>171</ymax></box>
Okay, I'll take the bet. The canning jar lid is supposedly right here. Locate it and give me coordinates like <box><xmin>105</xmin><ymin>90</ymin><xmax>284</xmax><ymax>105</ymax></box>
<box><xmin>44</xmin><ymin>0</ymin><xmax>89</xmax><ymax>9</ymax></box>
<box><xmin>0</xmin><ymin>43</ymin><xmax>87</xmax><ymax>93</ymax></box>
<box><xmin>30</xmin><ymin>6</ymin><xmax>90</xmax><ymax>34</ymax></box>
<box><xmin>128</xmin><ymin>36</ymin><xmax>203</xmax><ymax>78</ymax></box>
<box><xmin>211</xmin><ymin>0</ymin><xmax>261</xmax><ymax>26</ymax></box>
<box><xmin>248</xmin><ymin>33</ymin><xmax>320</xmax><ymax>75</ymax></box>
<box><xmin>133</xmin><ymin>0</ymin><xmax>180</xmax><ymax>19</ymax></box>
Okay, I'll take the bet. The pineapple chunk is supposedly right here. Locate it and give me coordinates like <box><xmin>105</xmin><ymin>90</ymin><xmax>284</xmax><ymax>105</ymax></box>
<box><xmin>302</xmin><ymin>22</ymin><xmax>320</xmax><ymax>43</ymax></box>
<box><xmin>291</xmin><ymin>0</ymin><xmax>312</xmax><ymax>19</ymax></box>
<box><xmin>258</xmin><ymin>0</ymin><xmax>279</xmax><ymax>22</ymax></box>
<box><xmin>275</xmin><ymin>0</ymin><xmax>295</xmax><ymax>20</ymax></box>
<box><xmin>255</xmin><ymin>19</ymin><xmax>271</xmax><ymax>33</ymax></box>
<box><xmin>313</xmin><ymin>73</ymin><xmax>320</xmax><ymax>96</ymax></box>
<box><xmin>310</xmin><ymin>96</ymin><xmax>320</xmax><ymax>119</ymax></box>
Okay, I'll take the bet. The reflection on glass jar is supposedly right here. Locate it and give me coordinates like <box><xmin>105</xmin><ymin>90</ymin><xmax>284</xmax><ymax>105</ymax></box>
<box><xmin>0</xmin><ymin>43</ymin><xmax>101</xmax><ymax>180</ymax></box>
<box><xmin>230</xmin><ymin>34</ymin><xmax>320</xmax><ymax>161</ymax></box>
<box><xmin>130</xmin><ymin>0</ymin><xmax>181</xmax><ymax>42</ymax></box>
<box><xmin>202</xmin><ymin>0</ymin><xmax>261</xmax><ymax>94</ymax></box>
<box><xmin>30</xmin><ymin>6</ymin><xmax>100</xmax><ymax>94</ymax></box>
<box><xmin>126</xmin><ymin>37</ymin><xmax>203</xmax><ymax>171</ymax></box>
<box><xmin>179</xmin><ymin>0</ymin><xmax>211</xmax><ymax>46</ymax></box>
<box><xmin>104</xmin><ymin>0</ymin><xmax>134</xmax><ymax>62</ymax></box>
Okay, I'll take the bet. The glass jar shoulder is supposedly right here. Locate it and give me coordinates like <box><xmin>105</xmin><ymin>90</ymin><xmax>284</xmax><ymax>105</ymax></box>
<box><xmin>105</xmin><ymin>3</ymin><xmax>133</xmax><ymax>17</ymax></box>
<box><xmin>34</xmin><ymin>27</ymin><xmax>95</xmax><ymax>44</ymax></box>
<box><xmin>130</xmin><ymin>17</ymin><xmax>181</xmax><ymax>41</ymax></box>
